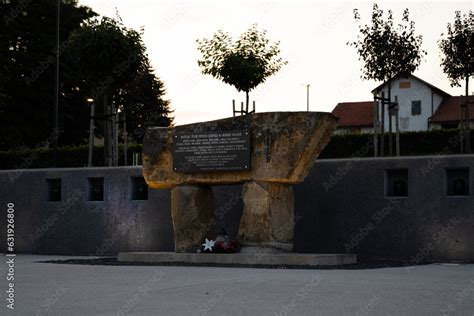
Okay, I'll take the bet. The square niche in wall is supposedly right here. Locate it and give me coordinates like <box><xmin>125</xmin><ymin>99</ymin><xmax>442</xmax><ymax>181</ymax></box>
<box><xmin>131</xmin><ymin>177</ymin><xmax>148</xmax><ymax>200</ymax></box>
<box><xmin>446</xmin><ymin>168</ymin><xmax>469</xmax><ymax>196</ymax></box>
<box><xmin>46</xmin><ymin>178</ymin><xmax>61</xmax><ymax>202</ymax></box>
<box><xmin>88</xmin><ymin>177</ymin><xmax>104</xmax><ymax>201</ymax></box>
<box><xmin>386</xmin><ymin>169</ymin><xmax>408</xmax><ymax>197</ymax></box>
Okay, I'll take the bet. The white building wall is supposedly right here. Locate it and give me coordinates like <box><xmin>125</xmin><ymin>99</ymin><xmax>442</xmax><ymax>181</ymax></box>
<box><xmin>432</xmin><ymin>93</ymin><xmax>444</xmax><ymax>115</ymax></box>
<box><xmin>376</xmin><ymin>77</ymin><xmax>444</xmax><ymax>132</ymax></box>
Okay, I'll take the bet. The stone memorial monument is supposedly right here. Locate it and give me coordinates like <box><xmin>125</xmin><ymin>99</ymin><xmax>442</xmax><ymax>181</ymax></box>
<box><xmin>143</xmin><ymin>112</ymin><xmax>337</xmax><ymax>253</ymax></box>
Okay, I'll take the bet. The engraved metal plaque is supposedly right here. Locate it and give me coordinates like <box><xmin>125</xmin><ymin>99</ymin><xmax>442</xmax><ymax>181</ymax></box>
<box><xmin>173</xmin><ymin>130</ymin><xmax>250</xmax><ymax>173</ymax></box>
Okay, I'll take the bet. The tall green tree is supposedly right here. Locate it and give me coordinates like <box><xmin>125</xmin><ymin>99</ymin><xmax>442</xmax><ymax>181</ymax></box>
<box><xmin>0</xmin><ymin>0</ymin><xmax>96</xmax><ymax>150</ymax></box>
<box><xmin>66</xmin><ymin>16</ymin><xmax>146</xmax><ymax>166</ymax></box>
<box><xmin>349</xmin><ymin>4</ymin><xmax>425</xmax><ymax>82</ymax></box>
<box><xmin>348</xmin><ymin>4</ymin><xmax>426</xmax><ymax>156</ymax></box>
<box><xmin>0</xmin><ymin>1</ymin><xmax>173</xmax><ymax>168</ymax></box>
<box><xmin>197</xmin><ymin>24</ymin><xmax>287</xmax><ymax>112</ymax></box>
<box><xmin>439</xmin><ymin>10</ymin><xmax>473</xmax><ymax>154</ymax></box>
<box><xmin>119</xmin><ymin>63</ymin><xmax>173</xmax><ymax>143</ymax></box>
<box><xmin>66</xmin><ymin>15</ymin><xmax>173</xmax><ymax>164</ymax></box>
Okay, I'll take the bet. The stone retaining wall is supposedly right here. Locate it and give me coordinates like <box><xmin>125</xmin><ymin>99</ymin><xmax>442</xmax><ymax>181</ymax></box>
<box><xmin>1</xmin><ymin>155</ymin><xmax>473</xmax><ymax>261</ymax></box>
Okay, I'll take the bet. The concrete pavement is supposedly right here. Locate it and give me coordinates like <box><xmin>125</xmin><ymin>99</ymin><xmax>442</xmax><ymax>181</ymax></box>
<box><xmin>1</xmin><ymin>255</ymin><xmax>473</xmax><ymax>315</ymax></box>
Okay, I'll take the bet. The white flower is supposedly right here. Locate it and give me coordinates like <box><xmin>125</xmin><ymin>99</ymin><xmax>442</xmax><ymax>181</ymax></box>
<box><xmin>202</xmin><ymin>239</ymin><xmax>215</xmax><ymax>251</ymax></box>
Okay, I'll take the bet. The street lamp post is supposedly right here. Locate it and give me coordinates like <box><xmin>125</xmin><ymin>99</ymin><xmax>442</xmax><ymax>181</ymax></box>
<box><xmin>53</xmin><ymin>0</ymin><xmax>60</xmax><ymax>167</ymax></box>
<box><xmin>302</xmin><ymin>83</ymin><xmax>310</xmax><ymax>111</ymax></box>
<box><xmin>114</xmin><ymin>108</ymin><xmax>120</xmax><ymax>166</ymax></box>
<box><xmin>87</xmin><ymin>98</ymin><xmax>95</xmax><ymax>167</ymax></box>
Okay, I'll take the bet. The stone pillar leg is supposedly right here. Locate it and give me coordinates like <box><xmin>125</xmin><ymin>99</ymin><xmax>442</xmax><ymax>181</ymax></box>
<box><xmin>170</xmin><ymin>185</ymin><xmax>216</xmax><ymax>253</ymax></box>
<box><xmin>238</xmin><ymin>181</ymin><xmax>294</xmax><ymax>252</ymax></box>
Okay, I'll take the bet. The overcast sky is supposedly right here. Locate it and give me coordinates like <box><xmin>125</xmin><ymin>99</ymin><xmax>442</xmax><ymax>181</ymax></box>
<box><xmin>79</xmin><ymin>0</ymin><xmax>472</xmax><ymax>125</ymax></box>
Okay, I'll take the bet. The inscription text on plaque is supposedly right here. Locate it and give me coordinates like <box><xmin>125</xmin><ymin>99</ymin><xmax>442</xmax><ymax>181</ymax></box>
<box><xmin>173</xmin><ymin>130</ymin><xmax>250</xmax><ymax>173</ymax></box>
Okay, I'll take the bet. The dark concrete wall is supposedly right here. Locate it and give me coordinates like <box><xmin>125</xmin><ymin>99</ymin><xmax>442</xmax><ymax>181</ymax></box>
<box><xmin>0</xmin><ymin>167</ymin><xmax>174</xmax><ymax>255</ymax></box>
<box><xmin>294</xmin><ymin>155</ymin><xmax>474</xmax><ymax>262</ymax></box>
<box><xmin>1</xmin><ymin>155</ymin><xmax>473</xmax><ymax>261</ymax></box>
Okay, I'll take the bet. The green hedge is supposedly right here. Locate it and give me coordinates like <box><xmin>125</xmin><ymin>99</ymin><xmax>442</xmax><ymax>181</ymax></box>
<box><xmin>319</xmin><ymin>129</ymin><xmax>474</xmax><ymax>159</ymax></box>
<box><xmin>0</xmin><ymin>144</ymin><xmax>143</xmax><ymax>170</ymax></box>
<box><xmin>0</xmin><ymin>129</ymin><xmax>473</xmax><ymax>169</ymax></box>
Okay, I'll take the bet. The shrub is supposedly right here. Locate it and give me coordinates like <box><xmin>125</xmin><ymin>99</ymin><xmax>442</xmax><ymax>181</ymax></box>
<box><xmin>0</xmin><ymin>129</ymin><xmax>472</xmax><ymax>169</ymax></box>
<box><xmin>0</xmin><ymin>144</ymin><xmax>143</xmax><ymax>170</ymax></box>
<box><xmin>319</xmin><ymin>129</ymin><xmax>473</xmax><ymax>159</ymax></box>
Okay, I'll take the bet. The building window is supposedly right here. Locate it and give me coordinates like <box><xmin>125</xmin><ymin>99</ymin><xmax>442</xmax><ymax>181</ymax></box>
<box><xmin>440</xmin><ymin>123</ymin><xmax>458</xmax><ymax>130</ymax></box>
<box><xmin>46</xmin><ymin>179</ymin><xmax>61</xmax><ymax>202</ymax></box>
<box><xmin>446</xmin><ymin>168</ymin><xmax>469</xmax><ymax>196</ymax></box>
<box><xmin>88</xmin><ymin>177</ymin><xmax>104</xmax><ymax>201</ymax></box>
<box><xmin>386</xmin><ymin>169</ymin><xmax>408</xmax><ymax>197</ymax></box>
<box><xmin>399</xmin><ymin>81</ymin><xmax>411</xmax><ymax>89</ymax></box>
<box><xmin>411</xmin><ymin>100</ymin><xmax>421</xmax><ymax>115</ymax></box>
<box><xmin>131</xmin><ymin>177</ymin><xmax>148</xmax><ymax>200</ymax></box>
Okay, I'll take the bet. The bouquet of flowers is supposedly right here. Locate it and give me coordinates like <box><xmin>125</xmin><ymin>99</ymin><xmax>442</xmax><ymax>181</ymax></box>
<box><xmin>200</xmin><ymin>229</ymin><xmax>240</xmax><ymax>253</ymax></box>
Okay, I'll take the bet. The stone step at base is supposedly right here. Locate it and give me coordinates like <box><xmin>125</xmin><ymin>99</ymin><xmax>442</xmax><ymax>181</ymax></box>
<box><xmin>117</xmin><ymin>252</ymin><xmax>357</xmax><ymax>267</ymax></box>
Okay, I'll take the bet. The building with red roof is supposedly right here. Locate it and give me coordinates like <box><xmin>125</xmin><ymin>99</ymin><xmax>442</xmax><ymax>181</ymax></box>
<box><xmin>332</xmin><ymin>101</ymin><xmax>374</xmax><ymax>134</ymax></box>
<box><xmin>332</xmin><ymin>74</ymin><xmax>473</xmax><ymax>134</ymax></box>
<box><xmin>430</xmin><ymin>95</ymin><xmax>474</xmax><ymax>129</ymax></box>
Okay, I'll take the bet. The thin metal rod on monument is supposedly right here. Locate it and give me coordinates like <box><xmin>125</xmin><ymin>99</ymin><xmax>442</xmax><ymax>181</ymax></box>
<box><xmin>233</xmin><ymin>100</ymin><xmax>236</xmax><ymax>117</ymax></box>
<box><xmin>306</xmin><ymin>84</ymin><xmax>310</xmax><ymax>112</ymax></box>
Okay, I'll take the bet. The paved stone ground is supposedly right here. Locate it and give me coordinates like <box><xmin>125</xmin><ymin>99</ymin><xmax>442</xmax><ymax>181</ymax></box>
<box><xmin>1</xmin><ymin>255</ymin><xmax>473</xmax><ymax>315</ymax></box>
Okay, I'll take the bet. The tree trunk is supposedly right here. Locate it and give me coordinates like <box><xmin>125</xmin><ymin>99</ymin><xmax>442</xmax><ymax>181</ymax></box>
<box><xmin>395</xmin><ymin>95</ymin><xmax>400</xmax><ymax>157</ymax></box>
<box><xmin>113</xmin><ymin>109</ymin><xmax>118</xmax><ymax>166</ymax></box>
<box><xmin>123</xmin><ymin>112</ymin><xmax>128</xmax><ymax>166</ymax></box>
<box><xmin>460</xmin><ymin>104</ymin><xmax>465</xmax><ymax>154</ymax></box>
<box><xmin>373</xmin><ymin>94</ymin><xmax>378</xmax><ymax>157</ymax></box>
<box><xmin>103</xmin><ymin>93</ymin><xmax>113</xmax><ymax>167</ymax></box>
<box><xmin>103</xmin><ymin>94</ymin><xmax>109</xmax><ymax>166</ymax></box>
<box><xmin>381</xmin><ymin>91</ymin><xmax>385</xmax><ymax>156</ymax></box>
<box><xmin>245</xmin><ymin>91</ymin><xmax>249</xmax><ymax>114</ymax></box>
<box><xmin>465</xmin><ymin>76</ymin><xmax>471</xmax><ymax>154</ymax></box>
<box><xmin>388</xmin><ymin>84</ymin><xmax>392</xmax><ymax>156</ymax></box>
